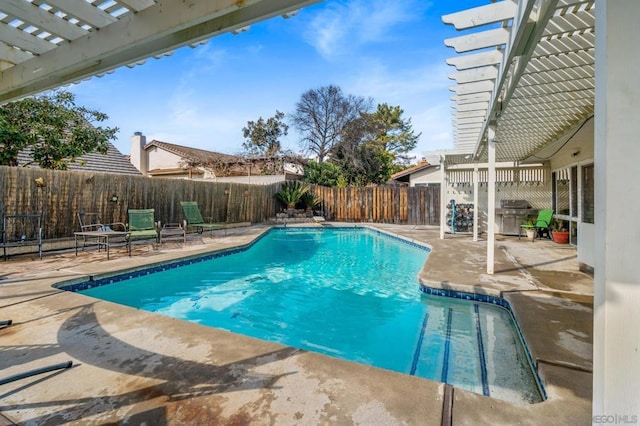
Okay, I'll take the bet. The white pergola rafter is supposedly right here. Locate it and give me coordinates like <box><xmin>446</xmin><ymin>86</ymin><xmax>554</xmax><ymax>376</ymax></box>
<box><xmin>0</xmin><ymin>0</ymin><xmax>321</xmax><ymax>104</ymax></box>
<box><xmin>442</xmin><ymin>0</ymin><xmax>595</xmax><ymax>163</ymax></box>
<box><xmin>452</xmin><ymin>92</ymin><xmax>492</xmax><ymax>105</ymax></box>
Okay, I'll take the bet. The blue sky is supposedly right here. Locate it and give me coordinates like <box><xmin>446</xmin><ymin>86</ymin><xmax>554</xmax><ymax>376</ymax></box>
<box><xmin>68</xmin><ymin>0</ymin><xmax>487</xmax><ymax>161</ymax></box>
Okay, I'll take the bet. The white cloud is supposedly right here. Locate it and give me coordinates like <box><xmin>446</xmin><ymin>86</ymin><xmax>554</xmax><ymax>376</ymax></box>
<box><xmin>347</xmin><ymin>60</ymin><xmax>451</xmax><ymax>104</ymax></box>
<box><xmin>192</xmin><ymin>43</ymin><xmax>228</xmax><ymax>72</ymax></box>
<box><xmin>304</xmin><ymin>0</ymin><xmax>426</xmax><ymax>59</ymax></box>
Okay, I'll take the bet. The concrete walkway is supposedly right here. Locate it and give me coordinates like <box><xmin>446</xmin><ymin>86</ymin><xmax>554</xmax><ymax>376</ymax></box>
<box><xmin>0</xmin><ymin>224</ymin><xmax>593</xmax><ymax>425</ymax></box>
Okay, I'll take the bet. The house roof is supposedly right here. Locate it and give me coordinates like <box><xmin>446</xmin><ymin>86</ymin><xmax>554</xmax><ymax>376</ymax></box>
<box><xmin>0</xmin><ymin>0</ymin><xmax>320</xmax><ymax>104</ymax></box>
<box><xmin>390</xmin><ymin>161</ymin><xmax>433</xmax><ymax>181</ymax></box>
<box><xmin>211</xmin><ymin>174</ymin><xmax>292</xmax><ymax>185</ymax></box>
<box><xmin>146</xmin><ymin>140</ymin><xmax>241</xmax><ymax>164</ymax></box>
<box><xmin>17</xmin><ymin>140</ymin><xmax>142</xmax><ymax>175</ymax></box>
<box><xmin>146</xmin><ymin>167</ymin><xmax>204</xmax><ymax>177</ymax></box>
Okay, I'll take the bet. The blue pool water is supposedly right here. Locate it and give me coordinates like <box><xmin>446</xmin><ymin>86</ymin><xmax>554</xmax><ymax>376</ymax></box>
<box><xmin>75</xmin><ymin>227</ymin><xmax>543</xmax><ymax>404</ymax></box>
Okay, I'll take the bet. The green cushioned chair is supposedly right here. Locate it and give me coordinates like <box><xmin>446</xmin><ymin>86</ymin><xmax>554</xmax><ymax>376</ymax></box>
<box><xmin>126</xmin><ymin>209</ymin><xmax>159</xmax><ymax>253</ymax></box>
<box><xmin>180</xmin><ymin>201</ymin><xmax>223</xmax><ymax>236</ymax></box>
<box><xmin>520</xmin><ymin>209</ymin><xmax>554</xmax><ymax>241</ymax></box>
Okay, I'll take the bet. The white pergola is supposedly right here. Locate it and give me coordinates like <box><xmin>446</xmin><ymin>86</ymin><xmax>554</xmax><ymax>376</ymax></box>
<box><xmin>442</xmin><ymin>0</ymin><xmax>595</xmax><ymax>273</ymax></box>
<box><xmin>0</xmin><ymin>0</ymin><xmax>321</xmax><ymax>104</ymax></box>
<box><xmin>443</xmin><ymin>0</ymin><xmax>639</xmax><ymax>416</ymax></box>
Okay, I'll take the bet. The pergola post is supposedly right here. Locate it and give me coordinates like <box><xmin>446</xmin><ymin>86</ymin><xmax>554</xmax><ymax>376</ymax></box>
<box><xmin>440</xmin><ymin>154</ymin><xmax>447</xmax><ymax>239</ymax></box>
<box><xmin>593</xmin><ymin>0</ymin><xmax>640</xmax><ymax>415</ymax></box>
<box><xmin>473</xmin><ymin>162</ymin><xmax>479</xmax><ymax>241</ymax></box>
<box><xmin>486</xmin><ymin>125</ymin><xmax>496</xmax><ymax>274</ymax></box>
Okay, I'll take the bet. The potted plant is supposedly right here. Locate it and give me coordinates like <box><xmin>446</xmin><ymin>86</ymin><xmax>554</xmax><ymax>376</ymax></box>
<box><xmin>524</xmin><ymin>218</ymin><xmax>537</xmax><ymax>240</ymax></box>
<box><xmin>551</xmin><ymin>219</ymin><xmax>569</xmax><ymax>244</ymax></box>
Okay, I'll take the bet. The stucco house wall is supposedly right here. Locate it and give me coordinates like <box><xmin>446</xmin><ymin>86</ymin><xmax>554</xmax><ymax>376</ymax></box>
<box><xmin>410</xmin><ymin>166</ymin><xmax>441</xmax><ymax>186</ymax></box>
<box><xmin>146</xmin><ymin>148</ymin><xmax>184</xmax><ymax>171</ymax></box>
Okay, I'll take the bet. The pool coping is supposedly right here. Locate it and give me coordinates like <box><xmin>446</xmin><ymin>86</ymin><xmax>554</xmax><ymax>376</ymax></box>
<box><xmin>0</xmin><ymin>224</ymin><xmax>588</xmax><ymax>424</ymax></box>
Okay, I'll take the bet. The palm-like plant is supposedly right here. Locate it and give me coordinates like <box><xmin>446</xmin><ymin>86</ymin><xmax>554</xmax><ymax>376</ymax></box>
<box><xmin>275</xmin><ymin>181</ymin><xmax>309</xmax><ymax>209</ymax></box>
<box><xmin>300</xmin><ymin>191</ymin><xmax>321</xmax><ymax>211</ymax></box>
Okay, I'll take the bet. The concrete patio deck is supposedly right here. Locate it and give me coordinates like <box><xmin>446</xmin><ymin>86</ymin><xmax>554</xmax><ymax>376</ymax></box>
<box><xmin>0</xmin><ymin>224</ymin><xmax>593</xmax><ymax>425</ymax></box>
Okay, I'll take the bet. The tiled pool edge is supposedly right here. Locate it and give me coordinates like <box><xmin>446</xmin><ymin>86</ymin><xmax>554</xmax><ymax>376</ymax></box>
<box><xmin>55</xmin><ymin>226</ymin><xmax>418</xmax><ymax>293</ymax></box>
<box><xmin>360</xmin><ymin>224</ymin><xmax>434</xmax><ymax>252</ymax></box>
<box><xmin>418</xmin><ymin>283</ymin><xmax>548</xmax><ymax>401</ymax></box>
<box><xmin>54</xmin><ymin>229</ymin><xmax>273</xmax><ymax>292</ymax></box>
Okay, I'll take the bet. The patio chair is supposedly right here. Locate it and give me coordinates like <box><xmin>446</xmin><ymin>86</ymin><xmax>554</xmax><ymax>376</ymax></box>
<box><xmin>78</xmin><ymin>212</ymin><xmax>126</xmax><ymax>233</ymax></box>
<box><xmin>126</xmin><ymin>209</ymin><xmax>159</xmax><ymax>253</ymax></box>
<box><xmin>77</xmin><ymin>212</ymin><xmax>126</xmax><ymax>250</ymax></box>
<box><xmin>2</xmin><ymin>213</ymin><xmax>43</xmax><ymax>260</ymax></box>
<box><xmin>180</xmin><ymin>201</ymin><xmax>223</xmax><ymax>236</ymax></box>
<box><xmin>520</xmin><ymin>209</ymin><xmax>554</xmax><ymax>241</ymax></box>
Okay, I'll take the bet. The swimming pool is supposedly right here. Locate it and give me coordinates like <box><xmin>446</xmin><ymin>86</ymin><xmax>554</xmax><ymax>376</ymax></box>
<box><xmin>66</xmin><ymin>227</ymin><xmax>543</xmax><ymax>404</ymax></box>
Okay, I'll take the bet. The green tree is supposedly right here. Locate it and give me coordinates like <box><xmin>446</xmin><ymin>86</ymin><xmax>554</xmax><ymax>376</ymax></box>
<box><xmin>329</xmin><ymin>103</ymin><xmax>419</xmax><ymax>185</ymax></box>
<box><xmin>364</xmin><ymin>103</ymin><xmax>419</xmax><ymax>165</ymax></box>
<box><xmin>303</xmin><ymin>160</ymin><xmax>344</xmax><ymax>187</ymax></box>
<box><xmin>330</xmin><ymin>134</ymin><xmax>395</xmax><ymax>186</ymax></box>
<box><xmin>242</xmin><ymin>110</ymin><xmax>288</xmax><ymax>157</ymax></box>
<box><xmin>329</xmin><ymin>116</ymin><xmax>372</xmax><ymax>185</ymax></box>
<box><xmin>0</xmin><ymin>91</ymin><xmax>118</xmax><ymax>169</ymax></box>
<box><xmin>291</xmin><ymin>85</ymin><xmax>371</xmax><ymax>162</ymax></box>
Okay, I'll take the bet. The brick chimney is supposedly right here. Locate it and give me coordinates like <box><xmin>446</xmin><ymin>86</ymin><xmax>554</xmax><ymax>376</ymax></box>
<box><xmin>130</xmin><ymin>132</ymin><xmax>148</xmax><ymax>175</ymax></box>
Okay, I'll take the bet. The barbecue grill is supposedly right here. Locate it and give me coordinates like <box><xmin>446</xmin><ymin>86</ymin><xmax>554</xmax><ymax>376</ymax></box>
<box><xmin>496</xmin><ymin>200</ymin><xmax>538</xmax><ymax>236</ymax></box>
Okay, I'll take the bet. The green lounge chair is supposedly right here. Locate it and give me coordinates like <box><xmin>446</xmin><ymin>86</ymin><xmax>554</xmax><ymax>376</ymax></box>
<box><xmin>126</xmin><ymin>209</ymin><xmax>159</xmax><ymax>253</ymax></box>
<box><xmin>180</xmin><ymin>201</ymin><xmax>223</xmax><ymax>236</ymax></box>
<box><xmin>520</xmin><ymin>209</ymin><xmax>554</xmax><ymax>241</ymax></box>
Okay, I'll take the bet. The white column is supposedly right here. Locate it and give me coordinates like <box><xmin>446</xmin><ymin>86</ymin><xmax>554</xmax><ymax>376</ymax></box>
<box><xmin>473</xmin><ymin>162</ymin><xmax>479</xmax><ymax>241</ymax></box>
<box><xmin>593</xmin><ymin>0</ymin><xmax>640</xmax><ymax>416</ymax></box>
<box><xmin>440</xmin><ymin>154</ymin><xmax>447</xmax><ymax>239</ymax></box>
<box><xmin>486</xmin><ymin>125</ymin><xmax>496</xmax><ymax>274</ymax></box>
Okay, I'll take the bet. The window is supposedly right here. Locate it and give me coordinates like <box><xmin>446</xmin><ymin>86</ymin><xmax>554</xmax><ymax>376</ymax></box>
<box><xmin>582</xmin><ymin>164</ymin><xmax>594</xmax><ymax>224</ymax></box>
<box><xmin>555</xmin><ymin>168</ymin><xmax>570</xmax><ymax>215</ymax></box>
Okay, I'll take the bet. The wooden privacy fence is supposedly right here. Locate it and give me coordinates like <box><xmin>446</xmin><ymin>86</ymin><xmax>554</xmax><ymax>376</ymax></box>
<box><xmin>0</xmin><ymin>166</ymin><xmax>280</xmax><ymax>239</ymax></box>
<box><xmin>310</xmin><ymin>185</ymin><xmax>440</xmax><ymax>225</ymax></box>
<box><xmin>0</xmin><ymin>167</ymin><xmax>441</xmax><ymax>239</ymax></box>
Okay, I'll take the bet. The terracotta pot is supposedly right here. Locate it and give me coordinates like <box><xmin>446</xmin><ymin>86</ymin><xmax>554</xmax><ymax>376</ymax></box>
<box><xmin>552</xmin><ymin>230</ymin><xmax>569</xmax><ymax>244</ymax></box>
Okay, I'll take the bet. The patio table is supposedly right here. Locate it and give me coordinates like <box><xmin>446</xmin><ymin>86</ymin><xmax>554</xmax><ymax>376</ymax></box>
<box><xmin>159</xmin><ymin>223</ymin><xmax>186</xmax><ymax>246</ymax></box>
<box><xmin>74</xmin><ymin>231</ymin><xmax>130</xmax><ymax>260</ymax></box>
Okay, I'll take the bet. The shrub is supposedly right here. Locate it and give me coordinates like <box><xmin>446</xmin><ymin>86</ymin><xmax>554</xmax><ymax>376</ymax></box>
<box><xmin>303</xmin><ymin>160</ymin><xmax>344</xmax><ymax>187</ymax></box>
<box><xmin>275</xmin><ymin>181</ymin><xmax>309</xmax><ymax>209</ymax></box>
<box><xmin>300</xmin><ymin>192</ymin><xmax>321</xmax><ymax>210</ymax></box>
